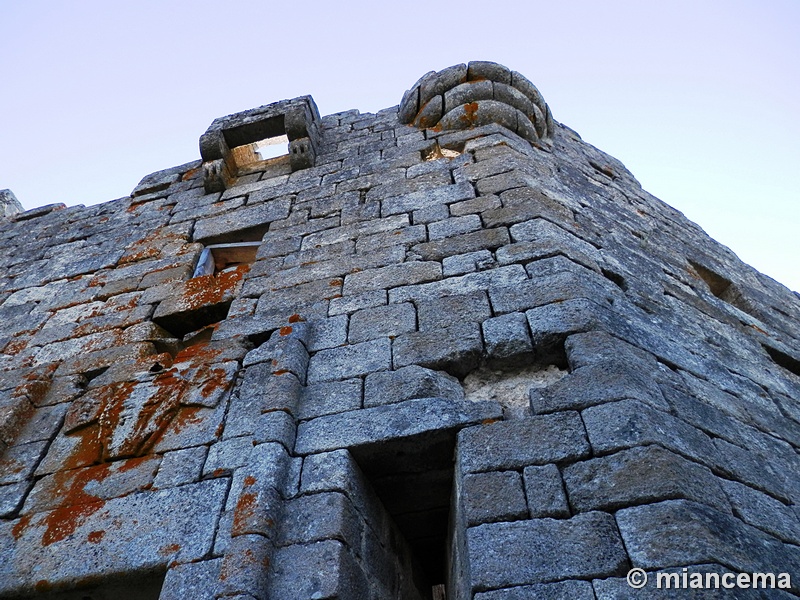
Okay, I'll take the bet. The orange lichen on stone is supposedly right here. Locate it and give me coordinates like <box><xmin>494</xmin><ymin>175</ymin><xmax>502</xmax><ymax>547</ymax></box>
<box><xmin>164</xmin><ymin>406</ymin><xmax>203</xmax><ymax>436</ymax></box>
<box><xmin>158</xmin><ymin>543</ymin><xmax>181</xmax><ymax>556</ymax></box>
<box><xmin>11</xmin><ymin>514</ymin><xmax>32</xmax><ymax>540</ymax></box>
<box><xmin>177</xmin><ymin>264</ymin><xmax>249</xmax><ymax>311</ymax></box>
<box><xmin>63</xmin><ymin>425</ymin><xmax>104</xmax><ymax>470</ymax></box>
<box><xmin>198</xmin><ymin>366</ymin><xmax>230</xmax><ymax>399</ymax></box>
<box><xmin>38</xmin><ymin>462</ymin><xmax>111</xmax><ymax>546</ymax></box>
<box><xmin>119</xmin><ymin>229</ymin><xmax>189</xmax><ymax>265</ymax></box>
<box><xmin>173</xmin><ymin>337</ymin><xmax>222</xmax><ymax>364</ymax></box>
<box><xmin>181</xmin><ymin>166</ymin><xmax>201</xmax><ymax>181</ymax></box>
<box><xmin>42</xmin><ymin>501</ymin><xmax>105</xmax><ymax>546</ymax></box>
<box><xmin>3</xmin><ymin>338</ymin><xmax>29</xmax><ymax>355</ymax></box>
<box><xmin>462</xmin><ymin>102</ymin><xmax>479</xmax><ymax>127</ymax></box>
<box><xmin>279</xmin><ymin>326</ymin><xmax>293</xmax><ymax>336</ymax></box>
<box><xmin>87</xmin><ymin>530</ymin><xmax>105</xmax><ymax>543</ymax></box>
<box><xmin>232</xmin><ymin>491</ymin><xmax>257</xmax><ymax>533</ymax></box>
<box><xmin>288</xmin><ymin>314</ymin><xmax>303</xmax><ymax>323</ymax></box>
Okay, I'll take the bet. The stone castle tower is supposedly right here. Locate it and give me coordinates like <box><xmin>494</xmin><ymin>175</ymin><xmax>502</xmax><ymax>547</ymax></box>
<box><xmin>1</xmin><ymin>62</ymin><xmax>799</xmax><ymax>599</ymax></box>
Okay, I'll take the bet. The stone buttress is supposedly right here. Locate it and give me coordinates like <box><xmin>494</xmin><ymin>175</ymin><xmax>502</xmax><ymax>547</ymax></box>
<box><xmin>1</xmin><ymin>61</ymin><xmax>799</xmax><ymax>599</ymax></box>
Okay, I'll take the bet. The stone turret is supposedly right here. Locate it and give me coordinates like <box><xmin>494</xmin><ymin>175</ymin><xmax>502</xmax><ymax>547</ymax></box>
<box><xmin>1</xmin><ymin>62</ymin><xmax>799</xmax><ymax>599</ymax></box>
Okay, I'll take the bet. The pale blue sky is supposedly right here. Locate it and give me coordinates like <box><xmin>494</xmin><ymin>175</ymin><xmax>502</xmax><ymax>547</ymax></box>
<box><xmin>1</xmin><ymin>0</ymin><xmax>798</xmax><ymax>291</ymax></box>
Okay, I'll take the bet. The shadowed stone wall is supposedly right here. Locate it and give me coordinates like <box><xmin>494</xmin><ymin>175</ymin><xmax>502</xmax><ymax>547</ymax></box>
<box><xmin>1</xmin><ymin>62</ymin><xmax>799</xmax><ymax>599</ymax></box>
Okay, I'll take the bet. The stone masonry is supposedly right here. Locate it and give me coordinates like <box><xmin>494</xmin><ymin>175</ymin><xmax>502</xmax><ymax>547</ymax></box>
<box><xmin>1</xmin><ymin>61</ymin><xmax>799</xmax><ymax>599</ymax></box>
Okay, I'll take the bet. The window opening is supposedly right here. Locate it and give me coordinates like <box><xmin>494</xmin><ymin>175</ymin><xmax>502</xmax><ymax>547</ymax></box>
<box><xmin>689</xmin><ymin>260</ymin><xmax>731</xmax><ymax>299</ymax></box>
<box><xmin>199</xmin><ymin>96</ymin><xmax>321</xmax><ymax>192</ymax></box>
<box><xmin>192</xmin><ymin>242</ymin><xmax>261</xmax><ymax>278</ymax></box>
<box><xmin>601</xmin><ymin>268</ymin><xmax>627</xmax><ymax>291</ymax></box>
<box><xmin>351</xmin><ymin>429</ymin><xmax>457</xmax><ymax>597</ymax></box>
<box><xmin>152</xmin><ymin>241</ymin><xmax>259</xmax><ymax>338</ymax></box>
<box><xmin>422</xmin><ymin>141</ymin><xmax>463</xmax><ymax>161</ymax></box>
<box><xmin>256</xmin><ymin>134</ymin><xmax>289</xmax><ymax>160</ymax></box>
<box><xmin>763</xmin><ymin>344</ymin><xmax>800</xmax><ymax>378</ymax></box>
<box><xmin>688</xmin><ymin>260</ymin><xmax>758</xmax><ymax>318</ymax></box>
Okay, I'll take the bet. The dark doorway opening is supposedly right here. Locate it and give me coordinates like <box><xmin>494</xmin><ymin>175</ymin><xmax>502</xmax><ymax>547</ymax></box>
<box><xmin>351</xmin><ymin>428</ymin><xmax>457</xmax><ymax>599</ymax></box>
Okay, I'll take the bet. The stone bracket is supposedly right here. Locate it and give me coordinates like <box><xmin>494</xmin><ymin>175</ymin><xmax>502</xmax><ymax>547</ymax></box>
<box><xmin>199</xmin><ymin>95</ymin><xmax>321</xmax><ymax>193</ymax></box>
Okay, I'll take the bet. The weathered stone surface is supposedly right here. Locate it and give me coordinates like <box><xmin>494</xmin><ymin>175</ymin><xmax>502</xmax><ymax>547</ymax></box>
<box><xmin>0</xmin><ymin>479</ymin><xmax>227</xmax><ymax>595</ymax></box>
<box><xmin>267</xmin><ymin>539</ymin><xmax>369</xmax><ymax>600</ymax></box>
<box><xmin>522</xmin><ymin>464</ymin><xmax>570</xmax><ymax>518</ymax></box>
<box><xmin>720</xmin><ymin>478</ymin><xmax>800</xmax><ymax>543</ymax></box>
<box><xmin>412</xmin><ymin>228</ymin><xmax>511</xmax><ymax>261</ymax></box>
<box><xmin>227</xmin><ymin>370</ymin><xmax>302</xmax><ymax>437</ymax></box>
<box><xmin>490</xmin><ymin>270</ymin><xmax>614</xmax><ymax>315</ymax></box>
<box><xmin>364</xmin><ymin>365</ymin><xmax>463</xmax><ymax>407</ymax></box>
<box><xmin>0</xmin><ymin>189</ymin><xmax>23</xmax><ymax>218</ymax></box>
<box><xmin>393</xmin><ymin>322</ymin><xmax>483</xmax><ymax>378</ymax></box>
<box><xmin>458</xmin><ymin>412</ymin><xmax>590</xmax><ymax>473</ymax></box>
<box><xmin>307</xmin><ymin>315</ymin><xmax>348</xmax><ymax>352</ymax></box>
<box><xmin>348</xmin><ymin>302</ymin><xmax>416</xmax><ymax>343</ymax></box>
<box><xmin>476</xmin><ymin>580</ymin><xmax>595</xmax><ymax>600</ymax></box>
<box><xmin>2</xmin><ymin>63</ymin><xmax>800</xmax><ymax>599</ymax></box>
<box><xmin>462</xmin><ymin>471</ymin><xmax>528</xmax><ymax>526</ymax></box>
<box><xmin>483</xmin><ymin>312</ymin><xmax>534</xmax><ymax>361</ymax></box>
<box><xmin>564</xmin><ymin>330</ymin><xmax>658</xmax><ymax>370</ymax></box>
<box><xmin>467</xmin><ymin>512</ymin><xmax>629</xmax><ymax>591</ymax></box>
<box><xmin>442</xmin><ymin>251</ymin><xmax>496</xmax><ymax>276</ymax></box>
<box><xmin>242</xmin><ymin>337</ymin><xmax>309</xmax><ymax>384</ymax></box>
<box><xmin>160</xmin><ymin>558</ymin><xmax>224</xmax><ymax>600</ymax></box>
<box><xmin>532</xmin><ymin>360</ymin><xmax>668</xmax><ymax>414</ymax></box>
<box><xmin>153</xmin><ymin>445</ymin><xmax>207</xmax><ymax>488</ymax></box>
<box><xmin>417</xmin><ymin>290</ymin><xmax>491</xmax><ymax>331</ymax></box>
<box><xmin>429</xmin><ymin>214</ymin><xmax>482</xmax><ymax>240</ymax></box>
<box><xmin>328</xmin><ymin>289</ymin><xmax>387</xmax><ymax>316</ymax></box>
<box><xmin>450</xmin><ymin>194</ymin><xmax>501</xmax><ymax>217</ymax></box>
<box><xmin>295</xmin><ymin>397</ymin><xmax>501</xmax><ymax>455</ymax></box>
<box><xmin>279</xmin><ymin>491</ymin><xmax>361</xmax><ymax>546</ymax></box>
<box><xmin>582</xmin><ymin>399</ymin><xmax>718</xmax><ymax>464</ymax></box>
<box><xmin>0</xmin><ymin>441</ymin><xmax>49</xmax><ymax>485</ymax></box>
<box><xmin>204</xmin><ymin>436</ymin><xmax>255</xmax><ymax>476</ymax></box>
<box><xmin>24</xmin><ymin>455</ymin><xmax>161</xmax><ymax>514</ymax></box>
<box><xmin>218</xmin><ymin>533</ymin><xmax>273</xmax><ymax>598</ymax></box>
<box><xmin>616</xmin><ymin>499</ymin><xmax>800</xmax><ymax>583</ymax></box>
<box><xmin>563</xmin><ymin>445</ymin><xmax>730</xmax><ymax>514</ymax></box>
<box><xmin>307</xmin><ymin>338</ymin><xmax>392</xmax><ymax>383</ymax></box>
<box><xmin>299</xmin><ymin>378</ymin><xmax>362</xmax><ymax>419</ymax></box>
<box><xmin>342</xmin><ymin>261</ymin><xmax>442</xmax><ymax>295</ymax></box>
<box><xmin>0</xmin><ymin>480</ymin><xmax>29</xmax><ymax>517</ymax></box>
<box><xmin>389</xmin><ymin>264</ymin><xmax>527</xmax><ymax>304</ymax></box>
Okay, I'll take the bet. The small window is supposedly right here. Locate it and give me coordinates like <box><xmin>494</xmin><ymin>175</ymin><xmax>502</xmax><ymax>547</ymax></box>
<box><xmin>689</xmin><ymin>260</ymin><xmax>731</xmax><ymax>299</ymax></box>
<box><xmin>256</xmin><ymin>134</ymin><xmax>289</xmax><ymax>160</ymax></box>
<box><xmin>192</xmin><ymin>242</ymin><xmax>261</xmax><ymax>278</ymax></box>
<box><xmin>199</xmin><ymin>96</ymin><xmax>321</xmax><ymax>192</ymax></box>
<box><xmin>230</xmin><ymin>135</ymin><xmax>291</xmax><ymax>177</ymax></box>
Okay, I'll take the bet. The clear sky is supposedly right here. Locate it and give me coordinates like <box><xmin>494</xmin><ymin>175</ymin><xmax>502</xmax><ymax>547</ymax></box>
<box><xmin>1</xmin><ymin>0</ymin><xmax>798</xmax><ymax>291</ymax></box>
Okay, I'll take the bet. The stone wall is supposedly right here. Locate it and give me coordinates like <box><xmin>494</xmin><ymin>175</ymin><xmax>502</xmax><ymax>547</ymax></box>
<box><xmin>1</xmin><ymin>62</ymin><xmax>799</xmax><ymax>599</ymax></box>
